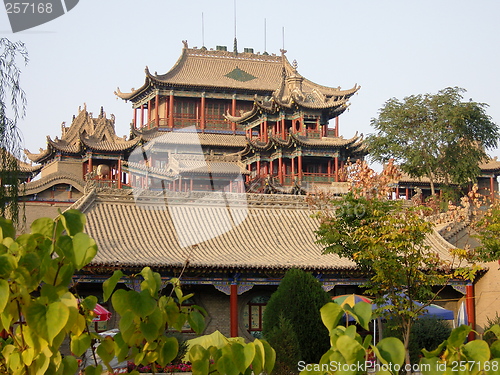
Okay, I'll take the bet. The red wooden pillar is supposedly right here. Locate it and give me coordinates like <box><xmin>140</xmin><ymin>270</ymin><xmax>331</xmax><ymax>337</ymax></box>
<box><xmin>169</xmin><ymin>92</ymin><xmax>174</xmax><ymax>128</ymax></box>
<box><xmin>88</xmin><ymin>154</ymin><xmax>93</xmax><ymax>174</ymax></box>
<box><xmin>335</xmin><ymin>116</ymin><xmax>339</xmax><ymax>137</ymax></box>
<box><xmin>147</xmin><ymin>99</ymin><xmax>152</xmax><ymax>127</ymax></box>
<box><xmin>298</xmin><ymin>155</ymin><xmax>303</xmax><ymax>180</ymax></box>
<box><xmin>231</xmin><ymin>96</ymin><xmax>237</xmax><ymax>132</ymax></box>
<box><xmin>155</xmin><ymin>93</ymin><xmax>159</xmax><ymax>128</ymax></box>
<box><xmin>140</xmin><ymin>105</ymin><xmax>144</xmax><ymax>128</ymax></box>
<box><xmin>117</xmin><ymin>159</ymin><xmax>122</xmax><ymax>189</ymax></box>
<box><xmin>200</xmin><ymin>94</ymin><xmax>206</xmax><ymax>131</ymax></box>
<box><xmin>291</xmin><ymin>157</ymin><xmax>295</xmax><ymax>177</ymax></box>
<box><xmin>133</xmin><ymin>107</ymin><xmax>137</xmax><ymax>129</ymax></box>
<box><xmin>395</xmin><ymin>186</ymin><xmax>399</xmax><ymax>200</ymax></box>
<box><xmin>466</xmin><ymin>283</ymin><xmax>476</xmax><ymax>340</ymax></box>
<box><xmin>490</xmin><ymin>175</ymin><xmax>495</xmax><ymax>202</ymax></box>
<box><xmin>263</xmin><ymin>119</ymin><xmax>268</xmax><ymax>142</ymax></box>
<box><xmin>406</xmin><ymin>187</ymin><xmax>410</xmax><ymax>200</ymax></box>
<box><xmin>278</xmin><ymin>157</ymin><xmax>283</xmax><ymax>184</ymax></box>
<box><xmin>164</xmin><ymin>97</ymin><xmax>168</xmax><ymax>122</ymax></box>
<box><xmin>270</xmin><ymin>160</ymin><xmax>274</xmax><ymax>175</ymax></box>
<box><xmin>257</xmin><ymin>160</ymin><xmax>261</xmax><ymax>178</ymax></box>
<box><xmin>281</xmin><ymin>118</ymin><xmax>286</xmax><ymax>139</ymax></box>
<box><xmin>230</xmin><ymin>283</ymin><xmax>238</xmax><ymax>337</ymax></box>
<box><xmin>334</xmin><ymin>157</ymin><xmax>339</xmax><ymax>182</ymax></box>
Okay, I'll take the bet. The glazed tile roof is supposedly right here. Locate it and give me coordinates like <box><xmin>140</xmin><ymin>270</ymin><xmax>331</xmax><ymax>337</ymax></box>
<box><xmin>479</xmin><ymin>158</ymin><xmax>500</xmax><ymax>173</ymax></box>
<box><xmin>134</xmin><ymin>128</ymin><xmax>247</xmax><ymax>148</ymax></box>
<box><xmin>73</xmin><ymin>189</ymin><xmax>458</xmax><ymax>271</ymax></box>
<box><xmin>115</xmin><ymin>42</ymin><xmax>359</xmax><ymax>102</ymax></box>
<box><xmin>25</xmin><ymin>106</ymin><xmax>135</xmax><ymax>162</ymax></box>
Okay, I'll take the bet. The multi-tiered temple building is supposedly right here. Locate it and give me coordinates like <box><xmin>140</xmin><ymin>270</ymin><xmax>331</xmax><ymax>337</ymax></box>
<box><xmin>18</xmin><ymin>42</ymin><xmax>486</xmax><ymax>339</ymax></box>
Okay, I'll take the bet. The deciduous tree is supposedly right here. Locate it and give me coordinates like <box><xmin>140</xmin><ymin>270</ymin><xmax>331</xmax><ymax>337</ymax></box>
<box><xmin>367</xmin><ymin>87</ymin><xmax>500</xmax><ymax>195</ymax></box>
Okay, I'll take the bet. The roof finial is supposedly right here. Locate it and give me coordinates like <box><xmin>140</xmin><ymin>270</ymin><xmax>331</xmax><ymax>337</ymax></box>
<box><xmin>292</xmin><ymin>59</ymin><xmax>298</xmax><ymax>71</ymax></box>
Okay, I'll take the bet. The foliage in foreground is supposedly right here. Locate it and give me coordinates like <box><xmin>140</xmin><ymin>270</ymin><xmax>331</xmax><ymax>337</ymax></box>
<box><xmin>301</xmin><ymin>301</ymin><xmax>500</xmax><ymax>375</ymax></box>
<box><xmin>265</xmin><ymin>314</ymin><xmax>301</xmax><ymax>375</ymax></box>
<box><xmin>0</xmin><ymin>211</ymin><xmax>275</xmax><ymax>375</ymax></box>
<box><xmin>384</xmin><ymin>317</ymin><xmax>452</xmax><ymax>365</ymax></box>
<box><xmin>263</xmin><ymin>268</ymin><xmax>331</xmax><ymax>364</ymax></box>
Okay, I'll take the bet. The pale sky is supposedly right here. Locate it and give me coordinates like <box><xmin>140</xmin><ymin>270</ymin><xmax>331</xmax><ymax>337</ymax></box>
<box><xmin>2</xmin><ymin>0</ymin><xmax>500</xmax><ymax>165</ymax></box>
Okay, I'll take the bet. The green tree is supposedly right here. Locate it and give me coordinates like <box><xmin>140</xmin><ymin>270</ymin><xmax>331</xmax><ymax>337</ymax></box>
<box><xmin>263</xmin><ymin>268</ymin><xmax>331</xmax><ymax>364</ymax></box>
<box><xmin>367</xmin><ymin>87</ymin><xmax>500</xmax><ymax>195</ymax></box>
<box><xmin>0</xmin><ymin>38</ymin><xmax>28</xmax><ymax>224</ymax></box>
<box><xmin>313</xmin><ymin>188</ymin><xmax>472</xmax><ymax>366</ymax></box>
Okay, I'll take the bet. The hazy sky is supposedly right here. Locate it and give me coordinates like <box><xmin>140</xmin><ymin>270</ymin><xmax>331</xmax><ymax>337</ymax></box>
<box><xmin>2</xmin><ymin>0</ymin><xmax>500</xmax><ymax>164</ymax></box>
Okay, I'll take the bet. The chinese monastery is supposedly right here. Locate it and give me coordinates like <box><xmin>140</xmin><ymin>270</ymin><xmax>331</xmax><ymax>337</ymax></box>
<box><xmin>18</xmin><ymin>41</ymin><xmax>496</xmax><ymax>338</ymax></box>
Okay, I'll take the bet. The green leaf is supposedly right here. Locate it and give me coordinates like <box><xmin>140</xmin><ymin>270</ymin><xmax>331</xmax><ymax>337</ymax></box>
<box><xmin>140</xmin><ymin>320</ymin><xmax>158</xmax><ymax>343</ymax></box>
<box><xmin>463</xmin><ymin>339</ymin><xmax>490</xmax><ymax>363</ymax></box>
<box><xmin>260</xmin><ymin>339</ymin><xmax>276</xmax><ymax>375</ymax></box>
<box><xmin>336</xmin><ymin>335</ymin><xmax>365</xmax><ymax>365</ymax></box>
<box><xmin>70</xmin><ymin>333</ymin><xmax>91</xmax><ymax>357</ymax></box>
<box><xmin>61</xmin><ymin>209</ymin><xmax>86</xmax><ymax>236</ymax></box>
<box><xmin>140</xmin><ymin>266</ymin><xmax>162</xmax><ymax>297</ymax></box>
<box><xmin>158</xmin><ymin>336</ymin><xmax>179</xmax><ymax>367</ymax></box>
<box><xmin>72</xmin><ymin>233</ymin><xmax>97</xmax><ymax>270</ymax></box>
<box><xmin>128</xmin><ymin>290</ymin><xmax>157</xmax><ymax>318</ymax></box>
<box><xmin>0</xmin><ymin>279</ymin><xmax>9</xmax><ymax>313</ymax></box>
<box><xmin>420</xmin><ymin>357</ymin><xmax>444</xmax><ymax>375</ymax></box>
<box><xmin>0</xmin><ymin>217</ymin><xmax>15</xmax><ymax>240</ymax></box>
<box><xmin>30</xmin><ymin>217</ymin><xmax>55</xmax><ymax>237</ymax></box>
<box><xmin>26</xmin><ymin>301</ymin><xmax>69</xmax><ymax>345</ymax></box>
<box><xmin>111</xmin><ymin>289</ymin><xmax>130</xmax><ymax>315</ymax></box>
<box><xmin>0</xmin><ymin>254</ymin><xmax>17</xmax><ymax>278</ymax></box>
<box><xmin>81</xmin><ymin>295</ymin><xmax>97</xmax><ymax>312</ymax></box>
<box><xmin>192</xmin><ymin>359</ymin><xmax>210</xmax><ymax>375</ymax></box>
<box><xmin>96</xmin><ymin>336</ymin><xmax>115</xmax><ymax>367</ymax></box>
<box><xmin>320</xmin><ymin>302</ymin><xmax>345</xmax><ymax>331</ymax></box>
<box><xmin>491</xmin><ymin>341</ymin><xmax>500</xmax><ymax>359</ymax></box>
<box><xmin>61</xmin><ymin>355</ymin><xmax>78</xmax><ymax>375</ymax></box>
<box><xmin>448</xmin><ymin>325</ymin><xmax>472</xmax><ymax>348</ymax></box>
<box><xmin>103</xmin><ymin>270</ymin><xmax>123</xmax><ymax>302</ymax></box>
<box><xmin>375</xmin><ymin>337</ymin><xmax>405</xmax><ymax>373</ymax></box>
<box><xmin>218</xmin><ymin>354</ymin><xmax>240</xmax><ymax>375</ymax></box>
<box><xmin>188</xmin><ymin>309</ymin><xmax>206</xmax><ymax>334</ymax></box>
<box><xmin>486</xmin><ymin>325</ymin><xmax>500</xmax><ymax>340</ymax></box>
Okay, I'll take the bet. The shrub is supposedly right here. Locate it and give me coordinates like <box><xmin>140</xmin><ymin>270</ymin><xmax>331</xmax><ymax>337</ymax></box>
<box><xmin>265</xmin><ymin>314</ymin><xmax>300</xmax><ymax>375</ymax></box>
<box><xmin>263</xmin><ymin>268</ymin><xmax>330</xmax><ymax>364</ymax></box>
<box><xmin>384</xmin><ymin>317</ymin><xmax>452</xmax><ymax>364</ymax></box>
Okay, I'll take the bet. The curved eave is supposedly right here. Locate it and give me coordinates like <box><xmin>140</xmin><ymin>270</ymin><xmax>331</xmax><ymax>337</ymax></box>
<box><xmin>22</xmin><ymin>172</ymin><xmax>85</xmax><ymax>196</ymax></box>
<box><xmin>115</xmin><ymin>68</ymin><xmax>154</xmax><ymax>101</ymax></box>
<box><xmin>292</xmin><ymin>96</ymin><xmax>349</xmax><ymax>110</ymax></box>
<box><xmin>24</xmin><ymin>147</ymin><xmax>52</xmax><ymax>163</ymax></box>
<box><xmin>47</xmin><ymin>137</ymin><xmax>81</xmax><ymax>154</ymax></box>
<box><xmin>291</xmin><ymin>132</ymin><xmax>361</xmax><ymax>148</ymax></box>
<box><xmin>81</xmin><ymin>137</ymin><xmax>141</xmax><ymax>152</ymax></box>
<box><xmin>247</xmin><ymin>138</ymin><xmax>274</xmax><ymax>151</ymax></box>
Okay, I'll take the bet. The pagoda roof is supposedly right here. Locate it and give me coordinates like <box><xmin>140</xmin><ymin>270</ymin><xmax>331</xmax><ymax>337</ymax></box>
<box><xmin>246</xmin><ymin>132</ymin><xmax>366</xmax><ymax>152</ymax></box>
<box><xmin>479</xmin><ymin>157</ymin><xmax>500</xmax><ymax>173</ymax></box>
<box><xmin>71</xmin><ymin>189</ymin><xmax>457</xmax><ymax>271</ymax></box>
<box><xmin>115</xmin><ymin>41</ymin><xmax>359</xmax><ymax>104</ymax></box>
<box><xmin>132</xmin><ymin>128</ymin><xmax>247</xmax><ymax>148</ymax></box>
<box><xmin>24</xmin><ymin>105</ymin><xmax>137</xmax><ymax>163</ymax></box>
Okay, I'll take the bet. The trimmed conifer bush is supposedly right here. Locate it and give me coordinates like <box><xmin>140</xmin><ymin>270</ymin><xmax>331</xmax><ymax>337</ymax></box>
<box><xmin>263</xmin><ymin>268</ymin><xmax>331</xmax><ymax>364</ymax></box>
<box><xmin>265</xmin><ymin>314</ymin><xmax>301</xmax><ymax>375</ymax></box>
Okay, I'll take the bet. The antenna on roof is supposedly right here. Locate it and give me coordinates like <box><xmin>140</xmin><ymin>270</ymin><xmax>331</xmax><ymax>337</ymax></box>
<box><xmin>282</xmin><ymin>26</ymin><xmax>285</xmax><ymax>51</ymax></box>
<box><xmin>201</xmin><ymin>12</ymin><xmax>205</xmax><ymax>48</ymax></box>
<box><xmin>233</xmin><ymin>0</ymin><xmax>238</xmax><ymax>54</ymax></box>
<box><xmin>264</xmin><ymin>18</ymin><xmax>267</xmax><ymax>53</ymax></box>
